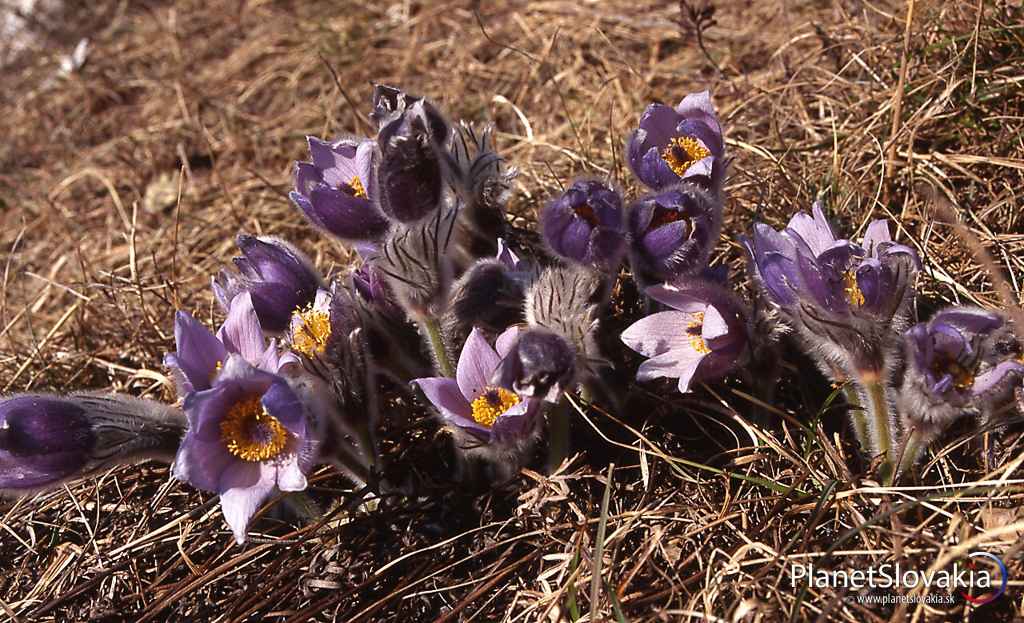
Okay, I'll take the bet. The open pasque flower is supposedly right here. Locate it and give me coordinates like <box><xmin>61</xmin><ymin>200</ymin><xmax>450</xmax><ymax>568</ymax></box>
<box><xmin>540</xmin><ymin>179</ymin><xmax>626</xmax><ymax>273</ymax></box>
<box><xmin>621</xmin><ymin>280</ymin><xmax>747</xmax><ymax>393</ymax></box>
<box><xmin>742</xmin><ymin>201</ymin><xmax>919</xmax><ymax>372</ymax></box>
<box><xmin>174</xmin><ymin>354</ymin><xmax>315</xmax><ymax>544</ymax></box>
<box><xmin>290</xmin><ymin>136</ymin><xmax>389</xmax><ymax>241</ymax></box>
<box><xmin>213</xmin><ymin>235</ymin><xmax>323</xmax><ymax>334</ymax></box>
<box><xmin>626</xmin><ymin>91</ymin><xmax>725</xmax><ymax>192</ymax></box>
<box><xmin>413</xmin><ymin>327</ymin><xmax>539</xmax><ymax>447</ymax></box>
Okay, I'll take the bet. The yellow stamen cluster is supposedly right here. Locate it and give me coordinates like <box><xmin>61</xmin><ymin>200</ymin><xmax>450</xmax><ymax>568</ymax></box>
<box><xmin>661</xmin><ymin>136</ymin><xmax>711</xmax><ymax>178</ymax></box>
<box><xmin>209</xmin><ymin>360</ymin><xmax>223</xmax><ymax>383</ymax></box>
<box><xmin>470</xmin><ymin>387</ymin><xmax>520</xmax><ymax>427</ymax></box>
<box><xmin>934</xmin><ymin>359</ymin><xmax>975</xmax><ymax>391</ymax></box>
<box><xmin>687</xmin><ymin>312</ymin><xmax>711</xmax><ymax>354</ymax></box>
<box><xmin>347</xmin><ymin>176</ymin><xmax>367</xmax><ymax>199</ymax></box>
<box><xmin>291</xmin><ymin>305</ymin><xmax>331</xmax><ymax>357</ymax></box>
<box><xmin>220</xmin><ymin>396</ymin><xmax>288</xmax><ymax>462</ymax></box>
<box><xmin>842</xmin><ymin>271</ymin><xmax>866</xmax><ymax>307</ymax></box>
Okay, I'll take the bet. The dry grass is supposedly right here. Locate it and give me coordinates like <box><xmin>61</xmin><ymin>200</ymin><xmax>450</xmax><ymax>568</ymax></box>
<box><xmin>1</xmin><ymin>0</ymin><xmax>1023</xmax><ymax>621</ymax></box>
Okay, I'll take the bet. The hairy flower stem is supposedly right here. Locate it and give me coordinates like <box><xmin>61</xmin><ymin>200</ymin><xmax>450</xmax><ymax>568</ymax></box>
<box><xmin>841</xmin><ymin>383</ymin><xmax>871</xmax><ymax>454</ymax></box>
<box><xmin>419</xmin><ymin>317</ymin><xmax>454</xmax><ymax>377</ymax></box>
<box><xmin>895</xmin><ymin>427</ymin><xmax>926</xmax><ymax>481</ymax></box>
<box><xmin>856</xmin><ymin>372</ymin><xmax>896</xmax><ymax>484</ymax></box>
<box><xmin>547</xmin><ymin>398</ymin><xmax>571</xmax><ymax>473</ymax></box>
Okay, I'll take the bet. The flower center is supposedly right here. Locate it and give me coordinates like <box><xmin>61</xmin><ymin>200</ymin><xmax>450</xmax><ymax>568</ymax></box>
<box><xmin>932</xmin><ymin>358</ymin><xmax>975</xmax><ymax>391</ymax></box>
<box><xmin>686</xmin><ymin>312</ymin><xmax>711</xmax><ymax>354</ymax></box>
<box><xmin>291</xmin><ymin>305</ymin><xmax>331</xmax><ymax>357</ymax></box>
<box><xmin>661</xmin><ymin>136</ymin><xmax>711</xmax><ymax>178</ymax></box>
<box><xmin>572</xmin><ymin>202</ymin><xmax>599</xmax><ymax>226</ymax></box>
<box><xmin>342</xmin><ymin>176</ymin><xmax>367</xmax><ymax>199</ymax></box>
<box><xmin>649</xmin><ymin>206</ymin><xmax>686</xmax><ymax>230</ymax></box>
<box><xmin>842</xmin><ymin>271</ymin><xmax>865</xmax><ymax>307</ymax></box>
<box><xmin>209</xmin><ymin>360</ymin><xmax>223</xmax><ymax>383</ymax></box>
<box><xmin>219</xmin><ymin>396</ymin><xmax>289</xmax><ymax>462</ymax></box>
<box><xmin>469</xmin><ymin>387</ymin><xmax>520</xmax><ymax>427</ymax></box>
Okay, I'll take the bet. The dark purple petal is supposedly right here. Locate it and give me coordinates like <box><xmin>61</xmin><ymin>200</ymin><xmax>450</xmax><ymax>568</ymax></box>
<box><xmin>292</xmin><ymin>186</ymin><xmax>389</xmax><ymax>242</ymax></box>
<box><xmin>0</xmin><ymin>396</ymin><xmax>93</xmax><ymax>490</ymax></box>
<box><xmin>166</xmin><ymin>310</ymin><xmax>226</xmax><ymax>395</ymax></box>
<box><xmin>261</xmin><ymin>378</ymin><xmax>305</xmax><ymax>437</ymax></box>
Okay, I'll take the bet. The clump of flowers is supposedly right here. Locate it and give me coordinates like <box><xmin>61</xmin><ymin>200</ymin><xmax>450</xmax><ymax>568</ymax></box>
<box><xmin>6</xmin><ymin>84</ymin><xmax>1021</xmax><ymax>548</ymax></box>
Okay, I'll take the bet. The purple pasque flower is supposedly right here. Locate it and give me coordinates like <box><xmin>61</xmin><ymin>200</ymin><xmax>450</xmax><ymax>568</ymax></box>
<box><xmin>412</xmin><ymin>327</ymin><xmax>539</xmax><ymax>445</ymax></box>
<box><xmin>376</xmin><ymin>93</ymin><xmax>450</xmax><ymax>223</ymax></box>
<box><xmin>370</xmin><ymin>84</ymin><xmax>450</xmax><ymax>143</ymax></box>
<box><xmin>165</xmin><ymin>292</ymin><xmax>295</xmax><ymax>398</ymax></box>
<box><xmin>903</xmin><ymin>307</ymin><xmax>1024</xmax><ymax>411</ymax></box>
<box><xmin>628</xmin><ymin>182</ymin><xmax>722</xmax><ymax>282</ymax></box>
<box><xmin>742</xmin><ymin>201</ymin><xmax>919</xmax><ymax>371</ymax></box>
<box><xmin>213</xmin><ymin>235</ymin><xmax>323</xmax><ymax>334</ymax></box>
<box><xmin>626</xmin><ymin>90</ymin><xmax>725</xmax><ymax>192</ymax></box>
<box><xmin>1</xmin><ymin>396</ymin><xmax>93</xmax><ymax>491</ymax></box>
<box><xmin>173</xmin><ymin>354</ymin><xmax>314</xmax><ymax>544</ymax></box>
<box><xmin>290</xmin><ymin>136</ymin><xmax>390</xmax><ymax>241</ymax></box>
<box><xmin>621</xmin><ymin>279</ymin><xmax>747</xmax><ymax>393</ymax></box>
<box><xmin>540</xmin><ymin>179</ymin><xmax>626</xmax><ymax>272</ymax></box>
<box><xmin>1</xmin><ymin>394</ymin><xmax>186</xmax><ymax>494</ymax></box>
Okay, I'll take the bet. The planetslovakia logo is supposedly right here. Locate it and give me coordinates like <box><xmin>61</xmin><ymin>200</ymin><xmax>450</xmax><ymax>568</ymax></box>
<box><xmin>790</xmin><ymin>551</ymin><xmax>1008</xmax><ymax>606</ymax></box>
<box><xmin>961</xmin><ymin>552</ymin><xmax>1008</xmax><ymax>606</ymax></box>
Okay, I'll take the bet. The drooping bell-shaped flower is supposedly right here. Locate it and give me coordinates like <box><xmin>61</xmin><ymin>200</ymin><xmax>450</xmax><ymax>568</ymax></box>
<box><xmin>289</xmin><ymin>136</ymin><xmax>390</xmax><ymax>242</ymax></box>
<box><xmin>1</xmin><ymin>394</ymin><xmax>185</xmax><ymax>494</ymax></box>
<box><xmin>540</xmin><ymin>179</ymin><xmax>626</xmax><ymax>273</ymax></box>
<box><xmin>493</xmin><ymin>328</ymin><xmax>577</xmax><ymax>404</ymax></box>
<box><xmin>741</xmin><ymin>202</ymin><xmax>920</xmax><ymax>373</ymax></box>
<box><xmin>165</xmin><ymin>292</ymin><xmax>296</xmax><ymax>398</ymax></box>
<box><xmin>412</xmin><ymin>327</ymin><xmax>540</xmax><ymax>447</ymax></box>
<box><xmin>213</xmin><ymin>235</ymin><xmax>323</xmax><ymax>334</ymax></box>
<box><xmin>626</xmin><ymin>91</ymin><xmax>725</xmax><ymax>193</ymax></box>
<box><xmin>621</xmin><ymin>279</ymin><xmax>747</xmax><ymax>393</ymax></box>
<box><xmin>628</xmin><ymin>182</ymin><xmax>722</xmax><ymax>283</ymax></box>
<box><xmin>370</xmin><ymin>84</ymin><xmax>450</xmax><ymax>143</ymax></box>
<box><xmin>375</xmin><ymin>91</ymin><xmax>450</xmax><ymax>223</ymax></box>
<box><xmin>173</xmin><ymin>354</ymin><xmax>316</xmax><ymax>544</ymax></box>
<box><xmin>444</xmin><ymin>251</ymin><xmax>527</xmax><ymax>348</ymax></box>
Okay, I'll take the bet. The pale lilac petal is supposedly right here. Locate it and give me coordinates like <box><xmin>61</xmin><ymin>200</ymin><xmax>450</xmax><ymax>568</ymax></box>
<box><xmin>412</xmin><ymin>377</ymin><xmax>472</xmax><ymax>419</ymax></box>
<box><xmin>275</xmin><ymin>456</ymin><xmax>307</xmax><ymax>492</ymax></box>
<box><xmin>455</xmin><ymin>328</ymin><xmax>501</xmax><ymax>402</ymax></box>
<box><xmin>637</xmin><ymin>349</ymin><xmax>704</xmax><ymax>388</ymax></box>
<box><xmin>496</xmin><ymin>326</ymin><xmax>520</xmax><ymax>358</ymax></box>
<box><xmin>217</xmin><ymin>292</ymin><xmax>266</xmax><ymax>364</ymax></box>
<box><xmin>218</xmin><ymin>461</ymin><xmax>274</xmax><ymax>545</ymax></box>
<box><xmin>861</xmin><ymin>219</ymin><xmax>892</xmax><ymax>254</ymax></box>
<box><xmin>701</xmin><ymin>305</ymin><xmax>729</xmax><ymax>341</ymax></box>
<box><xmin>644</xmin><ymin>284</ymin><xmax>707</xmax><ymax>314</ymax></box>
<box><xmin>973</xmin><ymin>360</ymin><xmax>1024</xmax><ymax>395</ymax></box>
<box><xmin>621</xmin><ymin>310</ymin><xmax>701</xmax><ymax>359</ymax></box>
